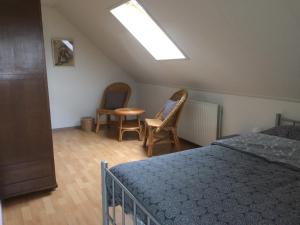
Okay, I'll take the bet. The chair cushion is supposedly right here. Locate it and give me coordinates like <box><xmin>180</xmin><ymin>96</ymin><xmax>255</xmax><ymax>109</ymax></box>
<box><xmin>145</xmin><ymin>118</ymin><xmax>163</xmax><ymax>127</ymax></box>
<box><xmin>162</xmin><ymin>100</ymin><xmax>177</xmax><ymax>119</ymax></box>
<box><xmin>104</xmin><ymin>91</ymin><xmax>127</xmax><ymax>110</ymax></box>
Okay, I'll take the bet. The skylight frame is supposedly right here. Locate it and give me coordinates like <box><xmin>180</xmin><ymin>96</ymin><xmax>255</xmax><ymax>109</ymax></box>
<box><xmin>110</xmin><ymin>0</ymin><xmax>187</xmax><ymax>61</ymax></box>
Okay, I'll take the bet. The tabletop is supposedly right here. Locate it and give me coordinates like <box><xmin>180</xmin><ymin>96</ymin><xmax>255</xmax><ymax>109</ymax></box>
<box><xmin>114</xmin><ymin>108</ymin><xmax>145</xmax><ymax>116</ymax></box>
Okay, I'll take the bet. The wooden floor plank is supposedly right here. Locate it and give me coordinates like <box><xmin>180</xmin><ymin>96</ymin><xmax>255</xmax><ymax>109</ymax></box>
<box><xmin>3</xmin><ymin>128</ymin><xmax>197</xmax><ymax>225</ymax></box>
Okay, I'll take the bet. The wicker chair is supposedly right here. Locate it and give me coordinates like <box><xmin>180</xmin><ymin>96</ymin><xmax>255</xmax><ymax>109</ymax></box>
<box><xmin>143</xmin><ymin>89</ymin><xmax>188</xmax><ymax>157</ymax></box>
<box><xmin>95</xmin><ymin>82</ymin><xmax>131</xmax><ymax>133</ymax></box>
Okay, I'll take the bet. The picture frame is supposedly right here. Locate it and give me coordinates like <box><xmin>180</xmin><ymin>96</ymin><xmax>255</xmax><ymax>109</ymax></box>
<box><xmin>51</xmin><ymin>38</ymin><xmax>75</xmax><ymax>66</ymax></box>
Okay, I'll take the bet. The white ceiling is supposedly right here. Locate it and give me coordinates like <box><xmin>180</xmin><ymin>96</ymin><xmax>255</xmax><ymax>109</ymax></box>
<box><xmin>46</xmin><ymin>0</ymin><xmax>300</xmax><ymax>101</ymax></box>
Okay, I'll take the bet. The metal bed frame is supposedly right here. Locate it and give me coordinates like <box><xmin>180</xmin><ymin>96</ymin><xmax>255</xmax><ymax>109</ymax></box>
<box><xmin>101</xmin><ymin>113</ymin><xmax>300</xmax><ymax>225</ymax></box>
<box><xmin>276</xmin><ymin>113</ymin><xmax>300</xmax><ymax>127</ymax></box>
<box><xmin>101</xmin><ymin>161</ymin><xmax>162</xmax><ymax>225</ymax></box>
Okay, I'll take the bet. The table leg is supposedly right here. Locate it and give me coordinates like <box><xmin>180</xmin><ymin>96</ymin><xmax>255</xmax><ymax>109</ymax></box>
<box><xmin>118</xmin><ymin>115</ymin><xmax>123</xmax><ymax>142</ymax></box>
<box><xmin>95</xmin><ymin>113</ymin><xmax>101</xmax><ymax>133</ymax></box>
<box><xmin>137</xmin><ymin>115</ymin><xmax>142</xmax><ymax>141</ymax></box>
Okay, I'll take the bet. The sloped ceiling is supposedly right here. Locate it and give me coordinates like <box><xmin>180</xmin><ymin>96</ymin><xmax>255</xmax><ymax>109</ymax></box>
<box><xmin>43</xmin><ymin>0</ymin><xmax>300</xmax><ymax>101</ymax></box>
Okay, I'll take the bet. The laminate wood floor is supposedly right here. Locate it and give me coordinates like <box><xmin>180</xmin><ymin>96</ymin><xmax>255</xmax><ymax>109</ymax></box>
<box><xmin>3</xmin><ymin>128</ymin><xmax>197</xmax><ymax>225</ymax></box>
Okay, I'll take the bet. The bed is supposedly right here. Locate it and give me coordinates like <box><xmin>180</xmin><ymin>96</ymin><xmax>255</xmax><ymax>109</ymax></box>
<box><xmin>101</xmin><ymin>113</ymin><xmax>300</xmax><ymax>225</ymax></box>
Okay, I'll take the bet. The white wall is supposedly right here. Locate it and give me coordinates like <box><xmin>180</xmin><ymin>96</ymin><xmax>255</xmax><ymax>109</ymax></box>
<box><xmin>41</xmin><ymin>6</ymin><xmax>137</xmax><ymax>129</ymax></box>
<box><xmin>41</xmin><ymin>5</ymin><xmax>300</xmax><ymax>133</ymax></box>
<box><xmin>137</xmin><ymin>83</ymin><xmax>300</xmax><ymax>136</ymax></box>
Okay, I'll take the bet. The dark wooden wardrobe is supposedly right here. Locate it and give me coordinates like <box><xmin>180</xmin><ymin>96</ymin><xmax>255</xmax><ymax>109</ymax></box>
<box><xmin>0</xmin><ymin>0</ymin><xmax>57</xmax><ymax>199</ymax></box>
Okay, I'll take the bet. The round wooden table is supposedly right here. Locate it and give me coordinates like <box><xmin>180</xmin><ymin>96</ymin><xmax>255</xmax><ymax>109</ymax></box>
<box><xmin>114</xmin><ymin>108</ymin><xmax>145</xmax><ymax>141</ymax></box>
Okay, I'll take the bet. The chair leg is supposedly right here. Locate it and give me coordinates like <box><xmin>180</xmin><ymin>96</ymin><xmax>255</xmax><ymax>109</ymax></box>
<box><xmin>138</xmin><ymin>130</ymin><xmax>143</xmax><ymax>141</ymax></box>
<box><xmin>107</xmin><ymin>115</ymin><xmax>111</xmax><ymax>128</ymax></box>
<box><xmin>147</xmin><ymin>128</ymin><xmax>154</xmax><ymax>157</ymax></box>
<box><xmin>143</xmin><ymin>124</ymin><xmax>148</xmax><ymax>147</ymax></box>
<box><xmin>169</xmin><ymin>131</ymin><xmax>175</xmax><ymax>147</ymax></box>
<box><xmin>172</xmin><ymin>128</ymin><xmax>181</xmax><ymax>151</ymax></box>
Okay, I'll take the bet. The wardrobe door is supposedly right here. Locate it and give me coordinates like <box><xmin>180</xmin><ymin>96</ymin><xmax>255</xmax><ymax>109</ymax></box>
<box><xmin>0</xmin><ymin>0</ymin><xmax>57</xmax><ymax>199</ymax></box>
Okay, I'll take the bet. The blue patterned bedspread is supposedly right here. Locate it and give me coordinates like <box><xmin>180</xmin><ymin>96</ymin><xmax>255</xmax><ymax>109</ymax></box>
<box><xmin>108</xmin><ymin>134</ymin><xmax>300</xmax><ymax>225</ymax></box>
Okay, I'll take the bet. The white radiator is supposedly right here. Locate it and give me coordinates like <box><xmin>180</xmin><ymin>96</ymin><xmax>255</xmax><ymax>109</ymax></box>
<box><xmin>178</xmin><ymin>100</ymin><xmax>222</xmax><ymax>146</ymax></box>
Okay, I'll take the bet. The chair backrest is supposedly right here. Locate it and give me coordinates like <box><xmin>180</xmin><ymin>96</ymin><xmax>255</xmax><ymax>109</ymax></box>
<box><xmin>155</xmin><ymin>89</ymin><xmax>188</xmax><ymax>133</ymax></box>
<box><xmin>100</xmin><ymin>82</ymin><xmax>131</xmax><ymax>110</ymax></box>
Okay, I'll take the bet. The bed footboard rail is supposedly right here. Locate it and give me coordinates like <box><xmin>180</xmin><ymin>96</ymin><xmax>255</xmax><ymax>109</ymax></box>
<box><xmin>101</xmin><ymin>161</ymin><xmax>161</xmax><ymax>225</ymax></box>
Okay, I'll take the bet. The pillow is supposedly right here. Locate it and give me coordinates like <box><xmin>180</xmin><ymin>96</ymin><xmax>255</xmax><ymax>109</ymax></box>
<box><xmin>162</xmin><ymin>100</ymin><xmax>177</xmax><ymax>119</ymax></box>
<box><xmin>261</xmin><ymin>125</ymin><xmax>300</xmax><ymax>141</ymax></box>
<box><xmin>104</xmin><ymin>91</ymin><xmax>127</xmax><ymax>110</ymax></box>
<box><xmin>288</xmin><ymin>126</ymin><xmax>300</xmax><ymax>141</ymax></box>
<box><xmin>261</xmin><ymin>126</ymin><xmax>290</xmax><ymax>138</ymax></box>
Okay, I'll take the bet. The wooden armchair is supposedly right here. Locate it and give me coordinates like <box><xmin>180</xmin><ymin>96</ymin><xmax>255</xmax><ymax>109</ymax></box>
<box><xmin>95</xmin><ymin>82</ymin><xmax>131</xmax><ymax>133</ymax></box>
<box><xmin>143</xmin><ymin>89</ymin><xmax>188</xmax><ymax>157</ymax></box>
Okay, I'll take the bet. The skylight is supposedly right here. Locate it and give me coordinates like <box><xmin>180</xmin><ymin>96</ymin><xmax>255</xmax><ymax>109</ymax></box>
<box><xmin>110</xmin><ymin>0</ymin><xmax>186</xmax><ymax>60</ymax></box>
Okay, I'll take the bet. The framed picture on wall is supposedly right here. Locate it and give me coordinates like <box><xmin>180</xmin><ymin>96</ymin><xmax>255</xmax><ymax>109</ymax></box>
<box><xmin>52</xmin><ymin>38</ymin><xmax>75</xmax><ymax>66</ymax></box>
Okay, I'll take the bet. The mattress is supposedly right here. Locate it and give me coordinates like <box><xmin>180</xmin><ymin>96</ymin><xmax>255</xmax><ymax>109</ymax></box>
<box><xmin>108</xmin><ymin>133</ymin><xmax>300</xmax><ymax>225</ymax></box>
